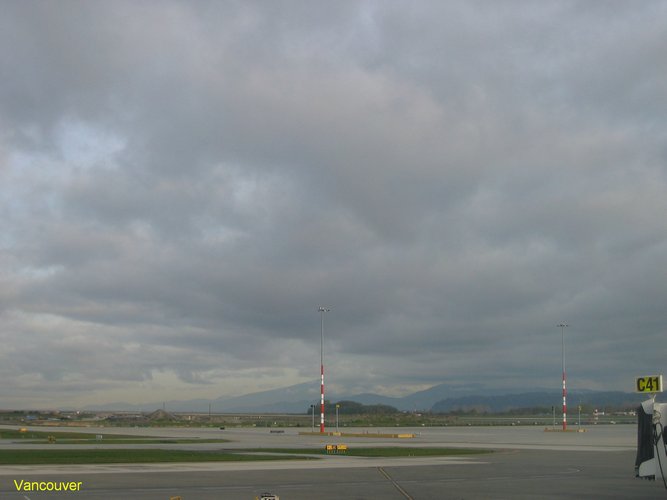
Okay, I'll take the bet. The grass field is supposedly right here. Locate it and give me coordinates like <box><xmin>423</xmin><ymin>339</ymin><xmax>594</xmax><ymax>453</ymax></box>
<box><xmin>1</xmin><ymin>429</ymin><xmax>140</xmax><ymax>440</ymax></box>
<box><xmin>0</xmin><ymin>449</ymin><xmax>311</xmax><ymax>465</ymax></box>
<box><xmin>2</xmin><ymin>429</ymin><xmax>228</xmax><ymax>445</ymax></box>
<box><xmin>0</xmin><ymin>446</ymin><xmax>490</xmax><ymax>464</ymax></box>
<box><xmin>0</xmin><ymin>427</ymin><xmax>491</xmax><ymax>464</ymax></box>
<box><xmin>249</xmin><ymin>447</ymin><xmax>492</xmax><ymax>457</ymax></box>
<box><xmin>22</xmin><ymin>438</ymin><xmax>229</xmax><ymax>445</ymax></box>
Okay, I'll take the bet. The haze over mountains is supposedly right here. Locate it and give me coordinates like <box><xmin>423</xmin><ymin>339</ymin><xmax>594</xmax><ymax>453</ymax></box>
<box><xmin>85</xmin><ymin>382</ymin><xmax>646</xmax><ymax>414</ymax></box>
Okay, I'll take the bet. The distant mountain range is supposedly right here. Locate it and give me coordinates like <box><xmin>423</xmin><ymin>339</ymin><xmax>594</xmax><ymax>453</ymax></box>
<box><xmin>84</xmin><ymin>382</ymin><xmax>648</xmax><ymax>414</ymax></box>
<box><xmin>430</xmin><ymin>390</ymin><xmax>645</xmax><ymax>413</ymax></box>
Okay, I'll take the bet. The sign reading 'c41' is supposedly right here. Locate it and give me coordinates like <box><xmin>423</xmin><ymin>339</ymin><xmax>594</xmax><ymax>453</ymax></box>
<box><xmin>636</xmin><ymin>375</ymin><xmax>663</xmax><ymax>393</ymax></box>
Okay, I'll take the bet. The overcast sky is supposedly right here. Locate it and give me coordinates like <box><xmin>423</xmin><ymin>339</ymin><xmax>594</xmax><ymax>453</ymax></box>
<box><xmin>1</xmin><ymin>1</ymin><xmax>666</xmax><ymax>409</ymax></box>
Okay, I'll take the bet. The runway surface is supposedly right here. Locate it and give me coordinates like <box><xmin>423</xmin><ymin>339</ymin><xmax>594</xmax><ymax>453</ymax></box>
<box><xmin>0</xmin><ymin>424</ymin><xmax>664</xmax><ymax>499</ymax></box>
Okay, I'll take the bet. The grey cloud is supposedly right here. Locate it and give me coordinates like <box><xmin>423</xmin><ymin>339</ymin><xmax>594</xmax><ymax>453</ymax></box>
<box><xmin>1</xmin><ymin>1</ymin><xmax>666</xmax><ymax>408</ymax></box>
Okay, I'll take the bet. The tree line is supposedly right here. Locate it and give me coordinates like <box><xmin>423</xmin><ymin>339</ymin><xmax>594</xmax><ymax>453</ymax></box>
<box><xmin>305</xmin><ymin>400</ymin><xmax>399</xmax><ymax>415</ymax></box>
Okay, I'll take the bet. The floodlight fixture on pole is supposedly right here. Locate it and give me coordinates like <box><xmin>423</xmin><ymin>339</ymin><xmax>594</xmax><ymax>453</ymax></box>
<box><xmin>318</xmin><ymin>306</ymin><xmax>330</xmax><ymax>433</ymax></box>
<box><xmin>557</xmin><ymin>323</ymin><xmax>569</xmax><ymax>431</ymax></box>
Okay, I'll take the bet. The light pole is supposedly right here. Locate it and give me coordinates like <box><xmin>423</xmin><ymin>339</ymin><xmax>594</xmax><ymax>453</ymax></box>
<box><xmin>318</xmin><ymin>307</ymin><xmax>330</xmax><ymax>434</ymax></box>
<box><xmin>557</xmin><ymin>323</ymin><xmax>569</xmax><ymax>431</ymax></box>
<box><xmin>336</xmin><ymin>404</ymin><xmax>340</xmax><ymax>433</ymax></box>
<box><xmin>310</xmin><ymin>404</ymin><xmax>315</xmax><ymax>432</ymax></box>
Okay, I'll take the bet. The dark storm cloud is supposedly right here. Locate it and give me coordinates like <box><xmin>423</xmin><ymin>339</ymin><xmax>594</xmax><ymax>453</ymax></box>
<box><xmin>1</xmin><ymin>0</ymin><xmax>666</xmax><ymax>407</ymax></box>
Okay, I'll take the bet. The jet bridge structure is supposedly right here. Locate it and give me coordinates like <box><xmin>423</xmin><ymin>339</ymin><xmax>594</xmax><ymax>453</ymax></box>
<box><xmin>635</xmin><ymin>375</ymin><xmax>667</xmax><ymax>489</ymax></box>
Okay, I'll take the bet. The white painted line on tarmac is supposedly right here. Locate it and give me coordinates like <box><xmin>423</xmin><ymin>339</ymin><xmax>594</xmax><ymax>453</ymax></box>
<box><xmin>378</xmin><ymin>467</ymin><xmax>414</xmax><ymax>500</ymax></box>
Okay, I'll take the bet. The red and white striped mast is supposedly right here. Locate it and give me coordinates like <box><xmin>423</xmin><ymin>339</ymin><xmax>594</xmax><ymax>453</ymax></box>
<box><xmin>558</xmin><ymin>323</ymin><xmax>569</xmax><ymax>431</ymax></box>
<box><xmin>318</xmin><ymin>307</ymin><xmax>330</xmax><ymax>433</ymax></box>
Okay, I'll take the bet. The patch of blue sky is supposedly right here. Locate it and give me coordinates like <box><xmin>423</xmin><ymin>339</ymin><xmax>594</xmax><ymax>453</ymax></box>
<box><xmin>3</xmin><ymin>120</ymin><xmax>126</xmax><ymax>217</ymax></box>
<box><xmin>55</xmin><ymin>119</ymin><xmax>125</xmax><ymax>171</ymax></box>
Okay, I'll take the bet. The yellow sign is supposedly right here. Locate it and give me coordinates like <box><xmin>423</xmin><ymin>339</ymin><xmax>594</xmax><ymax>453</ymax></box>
<box><xmin>636</xmin><ymin>375</ymin><xmax>663</xmax><ymax>393</ymax></box>
<box><xmin>325</xmin><ymin>444</ymin><xmax>348</xmax><ymax>454</ymax></box>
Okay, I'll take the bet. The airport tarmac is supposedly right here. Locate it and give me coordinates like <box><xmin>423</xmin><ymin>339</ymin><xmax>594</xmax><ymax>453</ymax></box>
<box><xmin>0</xmin><ymin>424</ymin><xmax>664</xmax><ymax>499</ymax></box>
